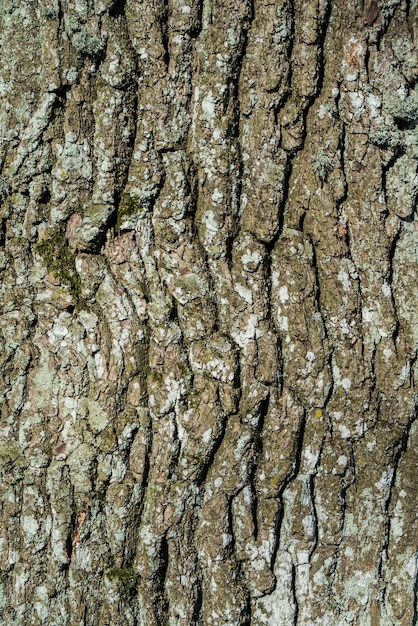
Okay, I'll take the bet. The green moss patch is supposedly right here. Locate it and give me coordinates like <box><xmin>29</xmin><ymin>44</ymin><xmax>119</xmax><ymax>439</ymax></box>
<box><xmin>36</xmin><ymin>226</ymin><xmax>82</xmax><ymax>303</ymax></box>
<box><xmin>104</xmin><ymin>566</ymin><xmax>138</xmax><ymax>593</ymax></box>
<box><xmin>0</xmin><ymin>440</ymin><xmax>25</xmax><ymax>469</ymax></box>
<box><xmin>116</xmin><ymin>193</ymin><xmax>140</xmax><ymax>231</ymax></box>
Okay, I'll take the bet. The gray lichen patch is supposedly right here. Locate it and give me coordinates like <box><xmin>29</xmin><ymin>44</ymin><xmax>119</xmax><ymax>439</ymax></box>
<box><xmin>389</xmin><ymin>90</ymin><xmax>418</xmax><ymax>128</ymax></box>
<box><xmin>72</xmin><ymin>29</ymin><xmax>105</xmax><ymax>58</ymax></box>
<box><xmin>369</xmin><ymin>125</ymin><xmax>402</xmax><ymax>150</ymax></box>
<box><xmin>312</xmin><ymin>148</ymin><xmax>332</xmax><ymax>181</ymax></box>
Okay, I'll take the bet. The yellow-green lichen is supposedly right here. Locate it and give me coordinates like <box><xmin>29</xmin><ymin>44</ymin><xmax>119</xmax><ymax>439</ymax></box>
<box><xmin>82</xmin><ymin>203</ymin><xmax>110</xmax><ymax>221</ymax></box>
<box><xmin>72</xmin><ymin>29</ymin><xmax>104</xmax><ymax>58</ymax></box>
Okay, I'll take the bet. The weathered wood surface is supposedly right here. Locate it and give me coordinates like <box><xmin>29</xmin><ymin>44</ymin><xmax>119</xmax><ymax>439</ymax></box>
<box><xmin>0</xmin><ymin>0</ymin><xmax>417</xmax><ymax>623</ymax></box>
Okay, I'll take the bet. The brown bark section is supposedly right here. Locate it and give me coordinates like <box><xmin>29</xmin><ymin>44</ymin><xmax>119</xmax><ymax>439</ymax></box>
<box><xmin>0</xmin><ymin>0</ymin><xmax>417</xmax><ymax>624</ymax></box>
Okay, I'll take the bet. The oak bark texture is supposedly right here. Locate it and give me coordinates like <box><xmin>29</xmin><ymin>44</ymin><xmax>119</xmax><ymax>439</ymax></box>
<box><xmin>0</xmin><ymin>0</ymin><xmax>417</xmax><ymax>624</ymax></box>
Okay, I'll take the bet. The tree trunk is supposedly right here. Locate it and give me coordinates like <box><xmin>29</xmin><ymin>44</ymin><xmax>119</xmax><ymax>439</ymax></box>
<box><xmin>0</xmin><ymin>0</ymin><xmax>417</xmax><ymax>624</ymax></box>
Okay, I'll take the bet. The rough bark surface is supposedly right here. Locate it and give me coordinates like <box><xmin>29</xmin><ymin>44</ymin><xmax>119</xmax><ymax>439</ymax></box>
<box><xmin>0</xmin><ymin>0</ymin><xmax>417</xmax><ymax>624</ymax></box>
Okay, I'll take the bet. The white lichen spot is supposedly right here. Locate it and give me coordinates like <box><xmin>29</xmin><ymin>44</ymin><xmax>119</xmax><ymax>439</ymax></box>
<box><xmin>202</xmin><ymin>209</ymin><xmax>218</xmax><ymax>233</ymax></box>
<box><xmin>202</xmin><ymin>91</ymin><xmax>216</xmax><ymax>121</ymax></box>
<box><xmin>383</xmin><ymin>348</ymin><xmax>392</xmax><ymax>361</ymax></box>
<box><xmin>242</xmin><ymin>249</ymin><xmax>262</xmax><ymax>271</ymax></box>
<box><xmin>338</xmin><ymin>424</ymin><xmax>351</xmax><ymax>439</ymax></box>
<box><xmin>391</xmin><ymin>500</ymin><xmax>404</xmax><ymax>541</ymax></box>
<box><xmin>302</xmin><ymin>445</ymin><xmax>320</xmax><ymax>473</ymax></box>
<box><xmin>202</xmin><ymin>428</ymin><xmax>212</xmax><ymax>444</ymax></box>
<box><xmin>302</xmin><ymin>515</ymin><xmax>315</xmax><ymax>537</ymax></box>
<box><xmin>296</xmin><ymin>550</ymin><xmax>310</xmax><ymax>565</ymax></box>
<box><xmin>22</xmin><ymin>515</ymin><xmax>39</xmax><ymax>538</ymax></box>
<box><xmin>318</xmin><ymin>104</ymin><xmax>328</xmax><ymax>119</ymax></box>
<box><xmin>338</xmin><ymin>268</ymin><xmax>351</xmax><ymax>291</ymax></box>
<box><xmin>349</xmin><ymin>91</ymin><xmax>365</xmax><ymax>114</ymax></box>
<box><xmin>234</xmin><ymin>432</ymin><xmax>252</xmax><ymax>461</ymax></box>
<box><xmin>381</xmin><ymin>282</ymin><xmax>391</xmax><ymax>297</ymax></box>
<box><xmin>406</xmin><ymin>555</ymin><xmax>417</xmax><ymax>577</ymax></box>
<box><xmin>362</xmin><ymin>307</ymin><xmax>374</xmax><ymax>323</ymax></box>
<box><xmin>74</xmin><ymin>544</ymin><xmax>92</xmax><ymax>570</ymax></box>
<box><xmin>367</xmin><ymin>93</ymin><xmax>381</xmax><ymax>118</ymax></box>
<box><xmin>340</xmin><ymin>318</ymin><xmax>351</xmax><ymax>334</ymax></box>
<box><xmin>343</xmin><ymin>570</ymin><xmax>374</xmax><ymax>605</ymax></box>
<box><xmin>375</xmin><ymin>468</ymin><xmax>393</xmax><ymax>493</ymax></box>
<box><xmin>344</xmin><ymin>546</ymin><xmax>354</xmax><ymax>559</ymax></box>
<box><xmin>277</xmin><ymin>310</ymin><xmax>288</xmax><ymax>332</ymax></box>
<box><xmin>399</xmin><ymin>363</ymin><xmax>411</xmax><ymax>384</ymax></box>
<box><xmin>233</xmin><ymin>314</ymin><xmax>258</xmax><ymax>347</ymax></box>
<box><xmin>234</xmin><ymin>283</ymin><xmax>253</xmax><ymax>304</ymax></box>
<box><xmin>278</xmin><ymin>285</ymin><xmax>289</xmax><ymax>303</ymax></box>
<box><xmin>0</xmin><ymin>77</ymin><xmax>10</xmax><ymax>96</ymax></box>
<box><xmin>94</xmin><ymin>352</ymin><xmax>105</xmax><ymax>378</ymax></box>
<box><xmin>341</xmin><ymin>377</ymin><xmax>351</xmax><ymax>391</ymax></box>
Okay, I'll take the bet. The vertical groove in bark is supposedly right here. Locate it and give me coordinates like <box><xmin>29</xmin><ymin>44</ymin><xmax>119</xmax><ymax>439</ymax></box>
<box><xmin>0</xmin><ymin>0</ymin><xmax>417</xmax><ymax>624</ymax></box>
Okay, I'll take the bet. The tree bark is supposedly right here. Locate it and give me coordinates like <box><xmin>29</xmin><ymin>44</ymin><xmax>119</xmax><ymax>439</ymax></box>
<box><xmin>0</xmin><ymin>0</ymin><xmax>417</xmax><ymax>624</ymax></box>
